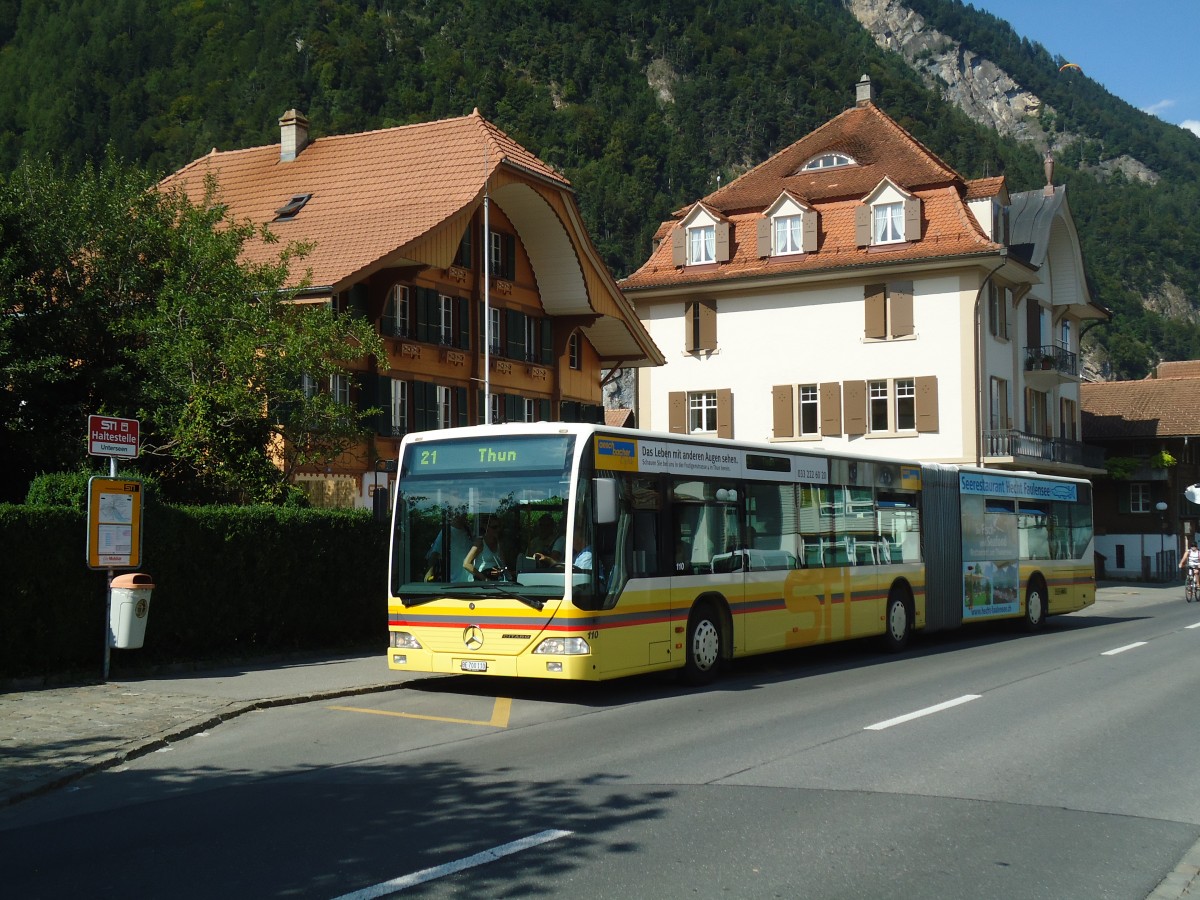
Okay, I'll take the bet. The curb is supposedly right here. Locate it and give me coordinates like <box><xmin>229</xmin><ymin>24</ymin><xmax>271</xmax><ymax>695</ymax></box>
<box><xmin>1</xmin><ymin>680</ymin><xmax>411</xmax><ymax>811</ymax></box>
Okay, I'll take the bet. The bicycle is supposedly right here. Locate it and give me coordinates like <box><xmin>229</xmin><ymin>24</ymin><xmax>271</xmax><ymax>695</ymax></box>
<box><xmin>1186</xmin><ymin>567</ymin><xmax>1199</xmax><ymax>603</ymax></box>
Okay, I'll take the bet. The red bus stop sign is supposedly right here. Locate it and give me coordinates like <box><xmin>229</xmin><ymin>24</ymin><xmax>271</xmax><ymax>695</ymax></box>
<box><xmin>88</xmin><ymin>415</ymin><xmax>140</xmax><ymax>459</ymax></box>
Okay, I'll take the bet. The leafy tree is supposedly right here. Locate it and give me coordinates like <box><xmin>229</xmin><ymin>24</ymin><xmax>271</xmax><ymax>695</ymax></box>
<box><xmin>0</xmin><ymin>155</ymin><xmax>383</xmax><ymax>503</ymax></box>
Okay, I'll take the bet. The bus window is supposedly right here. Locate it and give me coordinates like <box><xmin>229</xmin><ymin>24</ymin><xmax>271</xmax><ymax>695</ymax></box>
<box><xmin>798</xmin><ymin>484</ymin><xmax>826</xmax><ymax>567</ymax></box>
<box><xmin>672</xmin><ymin>478</ymin><xmax>741</xmax><ymax>574</ymax></box>
<box><xmin>1018</xmin><ymin>502</ymin><xmax>1051</xmax><ymax>560</ymax></box>
<box><xmin>743</xmin><ymin>482</ymin><xmax>800</xmax><ymax>570</ymax></box>
<box><xmin>877</xmin><ymin>491</ymin><xmax>921</xmax><ymax>563</ymax></box>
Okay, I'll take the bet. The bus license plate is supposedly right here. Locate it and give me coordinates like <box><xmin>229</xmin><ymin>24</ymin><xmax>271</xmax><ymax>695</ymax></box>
<box><xmin>461</xmin><ymin>660</ymin><xmax>488</xmax><ymax>672</ymax></box>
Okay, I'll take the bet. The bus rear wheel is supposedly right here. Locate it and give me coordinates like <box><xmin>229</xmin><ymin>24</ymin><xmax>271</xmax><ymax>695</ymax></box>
<box><xmin>881</xmin><ymin>588</ymin><xmax>911</xmax><ymax>652</ymax></box>
<box><xmin>684</xmin><ymin>602</ymin><xmax>722</xmax><ymax>685</ymax></box>
<box><xmin>1022</xmin><ymin>577</ymin><xmax>1047</xmax><ymax>632</ymax></box>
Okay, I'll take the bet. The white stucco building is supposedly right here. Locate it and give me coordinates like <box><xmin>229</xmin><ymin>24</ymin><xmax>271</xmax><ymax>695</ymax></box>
<box><xmin>621</xmin><ymin>78</ymin><xmax>1106</xmax><ymax>478</ymax></box>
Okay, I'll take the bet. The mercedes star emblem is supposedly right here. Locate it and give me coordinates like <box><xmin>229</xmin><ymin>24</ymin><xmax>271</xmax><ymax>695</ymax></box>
<box><xmin>463</xmin><ymin>625</ymin><xmax>484</xmax><ymax>650</ymax></box>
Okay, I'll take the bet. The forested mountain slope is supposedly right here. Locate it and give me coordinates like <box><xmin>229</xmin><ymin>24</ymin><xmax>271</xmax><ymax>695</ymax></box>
<box><xmin>0</xmin><ymin>0</ymin><xmax>1195</xmax><ymax>379</ymax></box>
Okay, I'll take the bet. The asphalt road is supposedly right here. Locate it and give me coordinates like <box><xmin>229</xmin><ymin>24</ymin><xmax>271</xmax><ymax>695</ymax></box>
<box><xmin>4</xmin><ymin>587</ymin><xmax>1200</xmax><ymax>899</ymax></box>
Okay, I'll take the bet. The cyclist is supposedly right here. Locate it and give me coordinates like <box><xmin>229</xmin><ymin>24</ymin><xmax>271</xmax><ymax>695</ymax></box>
<box><xmin>1178</xmin><ymin>540</ymin><xmax>1200</xmax><ymax>596</ymax></box>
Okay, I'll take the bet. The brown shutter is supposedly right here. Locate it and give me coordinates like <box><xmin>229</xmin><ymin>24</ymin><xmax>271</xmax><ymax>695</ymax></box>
<box><xmin>820</xmin><ymin>382</ymin><xmax>842</xmax><ymax>436</ymax></box>
<box><xmin>843</xmin><ymin>380</ymin><xmax>867</xmax><ymax>436</ymax></box>
<box><xmin>697</xmin><ymin>299</ymin><xmax>717</xmax><ymax>351</ymax></box>
<box><xmin>772</xmin><ymin>385</ymin><xmax>794</xmax><ymax>438</ymax></box>
<box><xmin>903</xmin><ymin>196</ymin><xmax>922</xmax><ymax>241</ymax></box>
<box><xmin>668</xmin><ymin>391</ymin><xmax>687</xmax><ymax>433</ymax></box>
<box><xmin>715</xmin><ymin>221</ymin><xmax>731</xmax><ymax>262</ymax></box>
<box><xmin>854</xmin><ymin>204</ymin><xmax>871</xmax><ymax>247</ymax></box>
<box><xmin>916</xmin><ymin>376</ymin><xmax>939</xmax><ymax>432</ymax></box>
<box><xmin>757</xmin><ymin>218</ymin><xmax>771</xmax><ymax>257</ymax></box>
<box><xmin>864</xmin><ymin>284</ymin><xmax>886</xmax><ymax>339</ymax></box>
<box><xmin>890</xmin><ymin>281</ymin><xmax>914</xmax><ymax>337</ymax></box>
<box><xmin>1027</xmin><ymin>301</ymin><xmax>1041</xmax><ymax>348</ymax></box>
<box><xmin>803</xmin><ymin>211</ymin><xmax>818</xmax><ymax>253</ymax></box>
<box><xmin>716</xmin><ymin>388</ymin><xmax>733</xmax><ymax>438</ymax></box>
<box><xmin>684</xmin><ymin>301</ymin><xmax>696</xmax><ymax>351</ymax></box>
<box><xmin>671</xmin><ymin>226</ymin><xmax>686</xmax><ymax>266</ymax></box>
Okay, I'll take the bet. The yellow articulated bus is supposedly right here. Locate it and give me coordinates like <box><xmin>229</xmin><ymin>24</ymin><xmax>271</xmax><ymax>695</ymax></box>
<box><xmin>386</xmin><ymin>423</ymin><xmax>1094</xmax><ymax>683</ymax></box>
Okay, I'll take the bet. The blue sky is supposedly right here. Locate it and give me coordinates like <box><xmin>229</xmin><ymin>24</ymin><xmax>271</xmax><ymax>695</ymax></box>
<box><xmin>970</xmin><ymin>0</ymin><xmax>1199</xmax><ymax>137</ymax></box>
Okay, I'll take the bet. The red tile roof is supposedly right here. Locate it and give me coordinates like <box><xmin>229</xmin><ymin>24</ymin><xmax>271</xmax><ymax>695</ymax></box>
<box><xmin>160</xmin><ymin>110</ymin><xmax>568</xmax><ymax>291</ymax></box>
<box><xmin>623</xmin><ymin>102</ymin><xmax>1002</xmax><ymax>292</ymax></box>
<box><xmin>1082</xmin><ymin>372</ymin><xmax>1200</xmax><ymax>439</ymax></box>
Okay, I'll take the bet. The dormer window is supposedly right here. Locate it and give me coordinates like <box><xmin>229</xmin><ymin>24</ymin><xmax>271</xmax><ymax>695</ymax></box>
<box><xmin>775</xmin><ymin>215</ymin><xmax>803</xmax><ymax>254</ymax></box>
<box><xmin>800</xmin><ymin>152</ymin><xmax>854</xmax><ymax>172</ymax></box>
<box><xmin>688</xmin><ymin>224</ymin><xmax>715</xmax><ymax>264</ymax></box>
<box><xmin>758</xmin><ymin>193</ymin><xmax>817</xmax><ymax>257</ymax></box>
<box><xmin>672</xmin><ymin>205</ymin><xmax>730</xmax><ymax>267</ymax></box>
<box><xmin>855</xmin><ymin>179</ymin><xmax>921</xmax><ymax>248</ymax></box>
<box><xmin>874</xmin><ymin>201</ymin><xmax>904</xmax><ymax>244</ymax></box>
<box><xmin>274</xmin><ymin>193</ymin><xmax>311</xmax><ymax>221</ymax></box>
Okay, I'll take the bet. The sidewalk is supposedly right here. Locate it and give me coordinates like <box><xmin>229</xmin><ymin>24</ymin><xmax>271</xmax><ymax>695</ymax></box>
<box><xmin>0</xmin><ymin>652</ymin><xmax>426</xmax><ymax>809</ymax></box>
<box><xmin>0</xmin><ymin>580</ymin><xmax>1186</xmax><ymax>811</ymax></box>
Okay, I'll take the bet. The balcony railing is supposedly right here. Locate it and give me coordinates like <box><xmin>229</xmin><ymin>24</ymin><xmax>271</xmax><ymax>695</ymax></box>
<box><xmin>1023</xmin><ymin>344</ymin><xmax>1078</xmax><ymax>377</ymax></box>
<box><xmin>983</xmin><ymin>429</ymin><xmax>1105</xmax><ymax>470</ymax></box>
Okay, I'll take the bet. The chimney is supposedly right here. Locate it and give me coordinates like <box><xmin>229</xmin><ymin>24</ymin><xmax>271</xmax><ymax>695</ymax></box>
<box><xmin>279</xmin><ymin>109</ymin><xmax>310</xmax><ymax>162</ymax></box>
<box><xmin>855</xmin><ymin>75</ymin><xmax>875</xmax><ymax>107</ymax></box>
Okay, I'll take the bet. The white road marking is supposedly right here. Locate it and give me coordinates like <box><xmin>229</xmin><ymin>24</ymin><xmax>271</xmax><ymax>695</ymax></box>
<box><xmin>864</xmin><ymin>694</ymin><xmax>981</xmax><ymax>731</ymax></box>
<box><xmin>1187</xmin><ymin>622</ymin><xmax>1200</xmax><ymax>630</ymax></box>
<box><xmin>330</xmin><ymin>829</ymin><xmax>574</xmax><ymax>899</ymax></box>
<box><xmin>1102</xmin><ymin>642</ymin><xmax>1147</xmax><ymax>656</ymax></box>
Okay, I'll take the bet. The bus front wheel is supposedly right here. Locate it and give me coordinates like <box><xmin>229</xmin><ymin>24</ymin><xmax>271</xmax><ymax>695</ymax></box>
<box><xmin>684</xmin><ymin>602</ymin><xmax>722</xmax><ymax>685</ymax></box>
<box><xmin>1022</xmin><ymin>577</ymin><xmax>1047</xmax><ymax>632</ymax></box>
<box><xmin>882</xmin><ymin>588</ymin><xmax>911</xmax><ymax>652</ymax></box>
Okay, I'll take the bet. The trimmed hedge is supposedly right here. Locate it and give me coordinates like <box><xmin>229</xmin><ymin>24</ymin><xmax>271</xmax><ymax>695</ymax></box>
<box><xmin>0</xmin><ymin>502</ymin><xmax>388</xmax><ymax>682</ymax></box>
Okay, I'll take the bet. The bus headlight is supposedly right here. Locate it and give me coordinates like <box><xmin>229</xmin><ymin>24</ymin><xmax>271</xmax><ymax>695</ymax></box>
<box><xmin>532</xmin><ymin>636</ymin><xmax>590</xmax><ymax>655</ymax></box>
<box><xmin>390</xmin><ymin>631</ymin><xmax>422</xmax><ymax>649</ymax></box>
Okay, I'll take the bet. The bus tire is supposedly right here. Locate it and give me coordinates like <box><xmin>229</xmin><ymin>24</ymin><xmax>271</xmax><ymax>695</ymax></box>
<box><xmin>1022</xmin><ymin>576</ymin><xmax>1047</xmax><ymax>632</ymax></box>
<box><xmin>881</xmin><ymin>586</ymin><xmax>911</xmax><ymax>652</ymax></box>
<box><xmin>684</xmin><ymin>601</ymin><xmax>722</xmax><ymax>685</ymax></box>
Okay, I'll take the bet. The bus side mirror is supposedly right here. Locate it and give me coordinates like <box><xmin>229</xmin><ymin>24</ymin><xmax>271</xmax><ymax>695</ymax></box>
<box><xmin>595</xmin><ymin>477</ymin><xmax>618</xmax><ymax>524</ymax></box>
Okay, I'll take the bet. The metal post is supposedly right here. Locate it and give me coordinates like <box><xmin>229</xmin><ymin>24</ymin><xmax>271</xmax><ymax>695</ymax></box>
<box><xmin>102</xmin><ymin>455</ymin><xmax>117</xmax><ymax>681</ymax></box>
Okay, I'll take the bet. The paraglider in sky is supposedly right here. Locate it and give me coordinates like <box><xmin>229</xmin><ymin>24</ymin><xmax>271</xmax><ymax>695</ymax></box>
<box><xmin>1059</xmin><ymin>62</ymin><xmax>1082</xmax><ymax>73</ymax></box>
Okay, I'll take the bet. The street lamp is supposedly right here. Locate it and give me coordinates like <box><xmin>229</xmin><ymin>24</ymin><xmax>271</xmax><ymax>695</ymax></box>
<box><xmin>1155</xmin><ymin>501</ymin><xmax>1169</xmax><ymax>580</ymax></box>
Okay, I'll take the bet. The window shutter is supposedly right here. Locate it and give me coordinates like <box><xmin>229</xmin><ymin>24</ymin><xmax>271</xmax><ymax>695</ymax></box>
<box><xmin>672</xmin><ymin>226</ymin><xmax>686</xmax><ymax>266</ymax></box>
<box><xmin>540</xmin><ymin>319</ymin><xmax>554</xmax><ymax>364</ymax></box>
<box><xmin>772</xmin><ymin>385</ymin><xmax>794</xmax><ymax>438</ymax></box>
<box><xmin>756</xmin><ymin>218</ymin><xmax>771</xmax><ymax>257</ymax></box>
<box><xmin>668</xmin><ymin>391</ymin><xmax>687</xmax><ymax>433</ymax></box>
<box><xmin>864</xmin><ymin>284</ymin><xmax>886</xmax><ymax>339</ymax></box>
<box><xmin>347</xmin><ymin>283</ymin><xmax>369</xmax><ymax>319</ymax></box>
<box><xmin>413</xmin><ymin>381</ymin><xmax>433</xmax><ymax>431</ymax></box>
<box><xmin>1118</xmin><ymin>488</ymin><xmax>1131</xmax><ymax>515</ymax></box>
<box><xmin>915</xmin><ymin>376</ymin><xmax>939</xmax><ymax>432</ymax></box>
<box><xmin>456</xmin><ymin>387</ymin><xmax>468</xmax><ymax>427</ymax></box>
<box><xmin>803</xmin><ymin>212</ymin><xmax>818</xmax><ymax>253</ymax></box>
<box><xmin>538</xmin><ymin>399</ymin><xmax>551</xmax><ymax>421</ymax></box>
<box><xmin>697</xmin><ymin>299</ymin><xmax>717</xmax><ymax>351</ymax></box>
<box><xmin>715</xmin><ymin>221</ymin><xmax>730</xmax><ymax>262</ymax></box>
<box><xmin>504</xmin><ymin>393</ymin><xmax>520</xmax><ymax>424</ymax></box>
<box><xmin>903</xmin><ymin>197</ymin><xmax>921</xmax><ymax>241</ymax></box>
<box><xmin>457</xmin><ymin>297</ymin><xmax>470</xmax><ymax>349</ymax></box>
<box><xmin>820</xmin><ymin>382</ymin><xmax>842</xmax><ymax>436</ymax></box>
<box><xmin>854</xmin><ymin>204</ymin><xmax>871</xmax><ymax>247</ymax></box>
<box><xmin>843</xmin><ymin>380</ymin><xmax>867</xmax><ymax>436</ymax></box>
<box><xmin>1027</xmin><ymin>301</ymin><xmax>1042</xmax><ymax>348</ymax></box>
<box><xmin>506</xmin><ymin>309</ymin><xmax>522</xmax><ymax>359</ymax></box>
<box><xmin>505</xmin><ymin>234</ymin><xmax>516</xmax><ymax>280</ymax></box>
<box><xmin>716</xmin><ymin>388</ymin><xmax>733</xmax><ymax>438</ymax></box>
<box><xmin>890</xmin><ymin>281</ymin><xmax>914</xmax><ymax>337</ymax></box>
<box><xmin>684</xmin><ymin>301</ymin><xmax>697</xmax><ymax>351</ymax></box>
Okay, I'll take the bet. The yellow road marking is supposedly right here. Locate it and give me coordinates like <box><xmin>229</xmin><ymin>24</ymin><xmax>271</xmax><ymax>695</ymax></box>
<box><xmin>328</xmin><ymin>696</ymin><xmax>511</xmax><ymax>729</ymax></box>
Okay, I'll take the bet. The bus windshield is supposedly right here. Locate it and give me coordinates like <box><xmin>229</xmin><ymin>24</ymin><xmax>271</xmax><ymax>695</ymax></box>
<box><xmin>391</xmin><ymin>433</ymin><xmax>577</xmax><ymax>603</ymax></box>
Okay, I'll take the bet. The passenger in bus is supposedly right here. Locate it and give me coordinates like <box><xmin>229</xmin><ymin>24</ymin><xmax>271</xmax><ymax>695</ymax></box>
<box><xmin>464</xmin><ymin>518</ymin><xmax>507</xmax><ymax>580</ymax></box>
<box><xmin>426</xmin><ymin>513</ymin><xmax>473</xmax><ymax>582</ymax></box>
<box><xmin>524</xmin><ymin>514</ymin><xmax>564</xmax><ymax>569</ymax></box>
